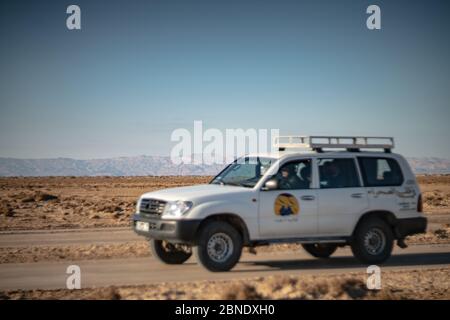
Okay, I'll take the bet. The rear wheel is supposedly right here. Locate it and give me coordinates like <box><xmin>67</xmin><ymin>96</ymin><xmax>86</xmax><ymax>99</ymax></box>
<box><xmin>351</xmin><ymin>217</ymin><xmax>394</xmax><ymax>264</ymax></box>
<box><xmin>149</xmin><ymin>239</ymin><xmax>192</xmax><ymax>265</ymax></box>
<box><xmin>302</xmin><ymin>243</ymin><xmax>338</xmax><ymax>258</ymax></box>
<box><xmin>194</xmin><ymin>221</ymin><xmax>242</xmax><ymax>272</ymax></box>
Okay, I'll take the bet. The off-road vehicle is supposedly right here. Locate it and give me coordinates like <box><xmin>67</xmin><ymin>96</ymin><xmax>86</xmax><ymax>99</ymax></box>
<box><xmin>133</xmin><ymin>136</ymin><xmax>427</xmax><ymax>272</ymax></box>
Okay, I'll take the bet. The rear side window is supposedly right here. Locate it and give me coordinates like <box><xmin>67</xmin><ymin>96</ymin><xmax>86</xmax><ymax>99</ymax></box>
<box><xmin>318</xmin><ymin>158</ymin><xmax>361</xmax><ymax>188</ymax></box>
<box><xmin>358</xmin><ymin>157</ymin><xmax>404</xmax><ymax>187</ymax></box>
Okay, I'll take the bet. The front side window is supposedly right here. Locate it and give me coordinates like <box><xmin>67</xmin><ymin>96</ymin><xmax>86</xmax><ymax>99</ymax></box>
<box><xmin>318</xmin><ymin>158</ymin><xmax>360</xmax><ymax>188</ymax></box>
<box><xmin>210</xmin><ymin>157</ymin><xmax>274</xmax><ymax>188</ymax></box>
<box><xmin>274</xmin><ymin>159</ymin><xmax>312</xmax><ymax>190</ymax></box>
<box><xmin>358</xmin><ymin>157</ymin><xmax>404</xmax><ymax>187</ymax></box>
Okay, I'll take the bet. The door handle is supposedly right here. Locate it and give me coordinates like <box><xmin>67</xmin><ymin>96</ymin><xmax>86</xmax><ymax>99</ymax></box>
<box><xmin>351</xmin><ymin>193</ymin><xmax>364</xmax><ymax>198</ymax></box>
<box><xmin>301</xmin><ymin>195</ymin><xmax>315</xmax><ymax>201</ymax></box>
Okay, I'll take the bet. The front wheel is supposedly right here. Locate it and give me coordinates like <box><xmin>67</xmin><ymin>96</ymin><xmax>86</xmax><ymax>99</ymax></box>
<box><xmin>149</xmin><ymin>239</ymin><xmax>192</xmax><ymax>265</ymax></box>
<box><xmin>351</xmin><ymin>217</ymin><xmax>394</xmax><ymax>264</ymax></box>
<box><xmin>302</xmin><ymin>243</ymin><xmax>337</xmax><ymax>258</ymax></box>
<box><xmin>194</xmin><ymin>221</ymin><xmax>242</xmax><ymax>272</ymax></box>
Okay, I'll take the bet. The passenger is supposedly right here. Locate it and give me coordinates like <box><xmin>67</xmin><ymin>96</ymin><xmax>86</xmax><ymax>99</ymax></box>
<box><xmin>300</xmin><ymin>165</ymin><xmax>312</xmax><ymax>188</ymax></box>
<box><xmin>324</xmin><ymin>161</ymin><xmax>345</xmax><ymax>188</ymax></box>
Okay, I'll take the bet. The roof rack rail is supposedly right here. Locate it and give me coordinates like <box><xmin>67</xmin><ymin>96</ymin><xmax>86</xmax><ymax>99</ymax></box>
<box><xmin>273</xmin><ymin>136</ymin><xmax>394</xmax><ymax>153</ymax></box>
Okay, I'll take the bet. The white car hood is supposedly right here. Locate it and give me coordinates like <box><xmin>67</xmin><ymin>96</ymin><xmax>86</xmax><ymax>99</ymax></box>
<box><xmin>140</xmin><ymin>184</ymin><xmax>253</xmax><ymax>203</ymax></box>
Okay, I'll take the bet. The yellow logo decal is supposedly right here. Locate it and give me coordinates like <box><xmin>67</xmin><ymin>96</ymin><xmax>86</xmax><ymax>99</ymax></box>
<box><xmin>274</xmin><ymin>193</ymin><xmax>299</xmax><ymax>216</ymax></box>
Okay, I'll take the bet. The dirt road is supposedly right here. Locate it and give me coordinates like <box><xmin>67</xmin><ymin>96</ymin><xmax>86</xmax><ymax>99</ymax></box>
<box><xmin>0</xmin><ymin>227</ymin><xmax>139</xmax><ymax>247</ymax></box>
<box><xmin>1</xmin><ymin>227</ymin><xmax>449</xmax><ymax>291</ymax></box>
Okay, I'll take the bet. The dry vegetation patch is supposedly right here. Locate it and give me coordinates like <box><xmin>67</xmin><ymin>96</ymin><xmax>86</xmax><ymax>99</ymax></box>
<box><xmin>0</xmin><ymin>241</ymin><xmax>150</xmax><ymax>264</ymax></box>
<box><xmin>1</xmin><ymin>175</ymin><xmax>448</xmax><ymax>231</ymax></box>
<box><xmin>2</xmin><ymin>267</ymin><xmax>448</xmax><ymax>300</ymax></box>
<box><xmin>0</xmin><ymin>176</ymin><xmax>211</xmax><ymax>231</ymax></box>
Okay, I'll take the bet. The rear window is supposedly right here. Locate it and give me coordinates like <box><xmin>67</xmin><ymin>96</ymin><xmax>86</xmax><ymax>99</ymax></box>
<box><xmin>358</xmin><ymin>157</ymin><xmax>404</xmax><ymax>187</ymax></box>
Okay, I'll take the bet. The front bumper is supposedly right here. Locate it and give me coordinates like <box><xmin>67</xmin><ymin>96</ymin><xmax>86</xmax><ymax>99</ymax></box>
<box><xmin>395</xmin><ymin>217</ymin><xmax>427</xmax><ymax>238</ymax></box>
<box><xmin>132</xmin><ymin>213</ymin><xmax>201</xmax><ymax>244</ymax></box>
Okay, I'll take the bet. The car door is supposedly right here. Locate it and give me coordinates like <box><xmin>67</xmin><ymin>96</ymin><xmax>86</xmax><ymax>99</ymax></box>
<box><xmin>317</xmin><ymin>157</ymin><xmax>369</xmax><ymax>236</ymax></box>
<box><xmin>258</xmin><ymin>158</ymin><xmax>318</xmax><ymax>238</ymax></box>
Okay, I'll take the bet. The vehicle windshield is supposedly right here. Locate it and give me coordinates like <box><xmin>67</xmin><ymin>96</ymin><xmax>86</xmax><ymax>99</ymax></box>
<box><xmin>210</xmin><ymin>157</ymin><xmax>275</xmax><ymax>188</ymax></box>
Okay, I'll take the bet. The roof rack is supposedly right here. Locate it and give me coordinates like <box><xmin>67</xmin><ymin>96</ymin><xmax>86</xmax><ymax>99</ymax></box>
<box><xmin>273</xmin><ymin>136</ymin><xmax>394</xmax><ymax>153</ymax></box>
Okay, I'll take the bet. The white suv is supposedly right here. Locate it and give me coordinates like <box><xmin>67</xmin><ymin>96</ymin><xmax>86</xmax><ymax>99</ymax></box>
<box><xmin>133</xmin><ymin>136</ymin><xmax>427</xmax><ymax>272</ymax></box>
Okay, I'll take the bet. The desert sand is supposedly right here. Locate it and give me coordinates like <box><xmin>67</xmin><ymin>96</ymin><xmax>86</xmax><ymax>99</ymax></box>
<box><xmin>0</xmin><ymin>175</ymin><xmax>449</xmax><ymax>299</ymax></box>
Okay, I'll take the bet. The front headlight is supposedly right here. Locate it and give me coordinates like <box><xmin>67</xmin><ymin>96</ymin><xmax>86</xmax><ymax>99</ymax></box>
<box><xmin>162</xmin><ymin>200</ymin><xmax>193</xmax><ymax>218</ymax></box>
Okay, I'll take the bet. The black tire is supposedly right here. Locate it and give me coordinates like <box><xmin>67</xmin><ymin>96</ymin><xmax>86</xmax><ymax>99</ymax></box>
<box><xmin>194</xmin><ymin>221</ymin><xmax>242</xmax><ymax>272</ymax></box>
<box><xmin>149</xmin><ymin>239</ymin><xmax>192</xmax><ymax>265</ymax></box>
<box><xmin>351</xmin><ymin>217</ymin><xmax>394</xmax><ymax>264</ymax></box>
<box><xmin>302</xmin><ymin>243</ymin><xmax>338</xmax><ymax>258</ymax></box>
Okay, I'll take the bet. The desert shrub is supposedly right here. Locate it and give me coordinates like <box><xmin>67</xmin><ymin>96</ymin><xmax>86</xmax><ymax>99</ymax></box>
<box><xmin>21</xmin><ymin>196</ymin><xmax>35</xmax><ymax>203</ymax></box>
<box><xmin>35</xmin><ymin>192</ymin><xmax>58</xmax><ymax>201</ymax></box>
<box><xmin>21</xmin><ymin>192</ymin><xmax>58</xmax><ymax>202</ymax></box>
<box><xmin>258</xmin><ymin>275</ymin><xmax>298</xmax><ymax>294</ymax></box>
<box><xmin>424</xmin><ymin>191</ymin><xmax>446</xmax><ymax>207</ymax></box>
<box><xmin>96</xmin><ymin>203</ymin><xmax>122</xmax><ymax>213</ymax></box>
<box><xmin>0</xmin><ymin>203</ymin><xmax>14</xmax><ymax>217</ymax></box>
<box><xmin>221</xmin><ymin>283</ymin><xmax>263</xmax><ymax>300</ymax></box>
<box><xmin>339</xmin><ymin>278</ymin><xmax>368</xmax><ymax>299</ymax></box>
<box><xmin>434</xmin><ymin>228</ymin><xmax>449</xmax><ymax>239</ymax></box>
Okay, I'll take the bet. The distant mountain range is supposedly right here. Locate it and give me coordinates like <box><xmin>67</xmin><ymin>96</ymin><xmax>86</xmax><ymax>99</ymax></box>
<box><xmin>0</xmin><ymin>156</ymin><xmax>449</xmax><ymax>177</ymax></box>
<box><xmin>406</xmin><ymin>157</ymin><xmax>450</xmax><ymax>174</ymax></box>
<box><xmin>0</xmin><ymin>156</ymin><xmax>225</xmax><ymax>177</ymax></box>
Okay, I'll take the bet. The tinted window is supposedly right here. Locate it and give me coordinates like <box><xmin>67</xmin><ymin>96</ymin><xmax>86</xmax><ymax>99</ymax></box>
<box><xmin>358</xmin><ymin>157</ymin><xmax>404</xmax><ymax>187</ymax></box>
<box><xmin>318</xmin><ymin>158</ymin><xmax>360</xmax><ymax>188</ymax></box>
<box><xmin>275</xmin><ymin>159</ymin><xmax>312</xmax><ymax>190</ymax></box>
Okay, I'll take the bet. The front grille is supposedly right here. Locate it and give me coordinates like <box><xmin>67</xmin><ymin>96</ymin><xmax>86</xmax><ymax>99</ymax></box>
<box><xmin>139</xmin><ymin>198</ymin><xmax>166</xmax><ymax>217</ymax></box>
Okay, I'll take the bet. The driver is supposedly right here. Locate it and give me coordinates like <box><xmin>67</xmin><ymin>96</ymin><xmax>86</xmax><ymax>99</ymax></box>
<box><xmin>278</xmin><ymin>164</ymin><xmax>303</xmax><ymax>189</ymax></box>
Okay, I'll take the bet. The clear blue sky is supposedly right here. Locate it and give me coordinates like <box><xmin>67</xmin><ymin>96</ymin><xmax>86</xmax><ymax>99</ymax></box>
<box><xmin>1</xmin><ymin>0</ymin><xmax>449</xmax><ymax>159</ymax></box>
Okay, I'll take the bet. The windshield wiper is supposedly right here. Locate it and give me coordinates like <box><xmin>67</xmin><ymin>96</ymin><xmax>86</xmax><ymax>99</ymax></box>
<box><xmin>224</xmin><ymin>182</ymin><xmax>241</xmax><ymax>186</ymax></box>
<box><xmin>211</xmin><ymin>179</ymin><xmax>240</xmax><ymax>186</ymax></box>
<box><xmin>212</xmin><ymin>179</ymin><xmax>250</xmax><ymax>187</ymax></box>
<box><xmin>223</xmin><ymin>181</ymin><xmax>255</xmax><ymax>187</ymax></box>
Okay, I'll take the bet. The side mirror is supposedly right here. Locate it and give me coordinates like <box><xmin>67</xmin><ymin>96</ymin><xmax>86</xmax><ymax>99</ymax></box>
<box><xmin>262</xmin><ymin>178</ymin><xmax>278</xmax><ymax>191</ymax></box>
